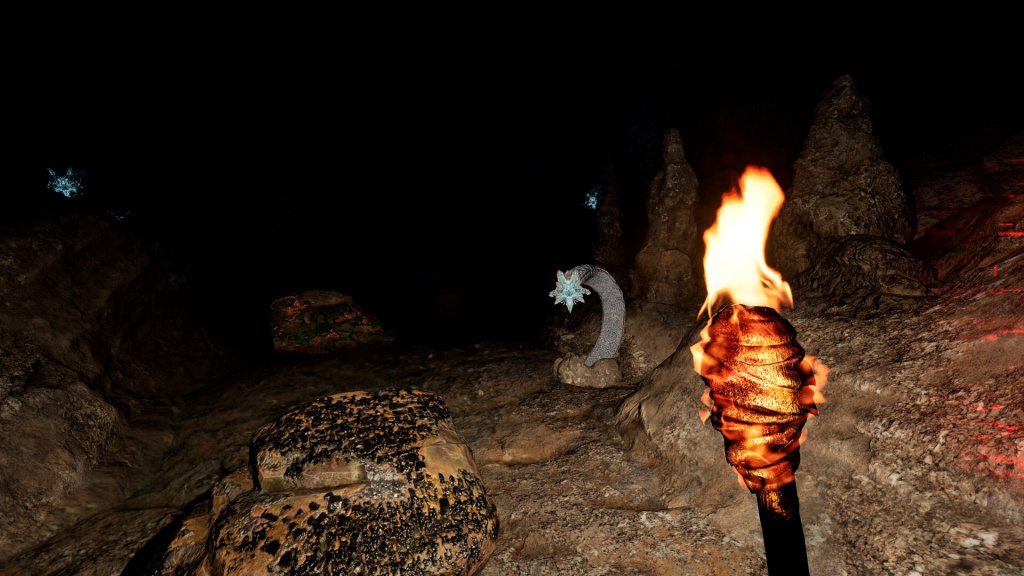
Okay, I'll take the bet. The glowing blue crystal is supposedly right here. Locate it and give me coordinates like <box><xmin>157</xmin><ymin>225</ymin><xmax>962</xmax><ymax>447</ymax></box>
<box><xmin>549</xmin><ymin>269</ymin><xmax>590</xmax><ymax>313</ymax></box>
<box><xmin>583</xmin><ymin>185</ymin><xmax>601</xmax><ymax>210</ymax></box>
<box><xmin>47</xmin><ymin>167</ymin><xmax>85</xmax><ymax>197</ymax></box>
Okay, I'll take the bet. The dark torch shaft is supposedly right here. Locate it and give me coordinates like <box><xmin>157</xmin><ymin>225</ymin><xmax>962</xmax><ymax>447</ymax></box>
<box><xmin>757</xmin><ymin>481</ymin><xmax>809</xmax><ymax>576</ymax></box>
<box><xmin>694</xmin><ymin>304</ymin><xmax>819</xmax><ymax>576</ymax></box>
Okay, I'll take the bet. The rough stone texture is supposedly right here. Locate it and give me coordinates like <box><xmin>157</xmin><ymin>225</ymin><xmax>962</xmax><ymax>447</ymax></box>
<box><xmin>800</xmin><ymin>234</ymin><xmax>935</xmax><ymax>306</ymax></box>
<box><xmin>269</xmin><ymin>289</ymin><xmax>392</xmax><ymax>353</ymax></box>
<box><xmin>924</xmin><ymin>195</ymin><xmax>1024</xmax><ymax>283</ymax></box>
<box><xmin>553</xmin><ymin>354</ymin><xmax>623</xmax><ymax>388</ymax></box>
<box><xmin>542</xmin><ymin>298</ymin><xmax>692</xmax><ymax>386</ymax></box>
<box><xmin>0</xmin><ymin>214</ymin><xmax>234</xmax><ymax>562</ymax></box>
<box><xmin>153</xmin><ymin>388</ymin><xmax>498</xmax><ymax>576</ymax></box>
<box><xmin>631</xmin><ymin>128</ymin><xmax>701</xmax><ymax>305</ymax></box>
<box><xmin>769</xmin><ymin>74</ymin><xmax>914</xmax><ymax>280</ymax></box>
<box><xmin>592</xmin><ymin>160</ymin><xmax>628</xmax><ymax>286</ymax></box>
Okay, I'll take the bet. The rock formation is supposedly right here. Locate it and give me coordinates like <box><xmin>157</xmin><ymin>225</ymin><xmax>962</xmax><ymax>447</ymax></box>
<box><xmin>769</xmin><ymin>74</ymin><xmax>914</xmax><ymax>281</ymax></box>
<box><xmin>153</xmin><ymin>388</ymin><xmax>498</xmax><ymax>575</ymax></box>
<box><xmin>269</xmin><ymin>289</ymin><xmax>391</xmax><ymax>353</ymax></box>
<box><xmin>631</xmin><ymin>128</ymin><xmax>701</xmax><ymax>305</ymax></box>
<box><xmin>800</xmin><ymin>234</ymin><xmax>934</xmax><ymax>306</ymax></box>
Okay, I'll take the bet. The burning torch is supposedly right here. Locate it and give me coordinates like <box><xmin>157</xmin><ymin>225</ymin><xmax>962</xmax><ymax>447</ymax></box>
<box><xmin>690</xmin><ymin>167</ymin><xmax>827</xmax><ymax>576</ymax></box>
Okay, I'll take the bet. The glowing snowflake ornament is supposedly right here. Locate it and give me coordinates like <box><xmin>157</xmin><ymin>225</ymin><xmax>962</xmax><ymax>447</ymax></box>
<box><xmin>549</xmin><ymin>269</ymin><xmax>590</xmax><ymax>313</ymax></box>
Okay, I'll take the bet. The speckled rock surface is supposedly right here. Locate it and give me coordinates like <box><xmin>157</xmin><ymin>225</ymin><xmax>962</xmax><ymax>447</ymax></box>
<box><xmin>770</xmin><ymin>74</ymin><xmax>914</xmax><ymax>280</ymax></box>
<box><xmin>269</xmin><ymin>289</ymin><xmax>392</xmax><ymax>353</ymax></box>
<box><xmin>154</xmin><ymin>388</ymin><xmax>498</xmax><ymax>575</ymax></box>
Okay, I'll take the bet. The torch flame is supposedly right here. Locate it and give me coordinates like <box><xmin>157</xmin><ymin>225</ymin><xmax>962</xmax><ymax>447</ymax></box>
<box><xmin>690</xmin><ymin>166</ymin><xmax>828</xmax><ymax>494</ymax></box>
<box><xmin>698</xmin><ymin>166</ymin><xmax>792</xmax><ymax>320</ymax></box>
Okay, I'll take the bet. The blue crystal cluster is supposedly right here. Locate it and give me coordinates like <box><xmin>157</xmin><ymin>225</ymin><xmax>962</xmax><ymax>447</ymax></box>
<box><xmin>549</xmin><ymin>269</ymin><xmax>590</xmax><ymax>313</ymax></box>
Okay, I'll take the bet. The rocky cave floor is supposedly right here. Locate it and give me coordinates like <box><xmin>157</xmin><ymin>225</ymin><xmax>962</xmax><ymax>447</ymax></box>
<box><xmin>3</xmin><ymin>120</ymin><xmax>1024</xmax><ymax>575</ymax></box>
<box><xmin>8</xmin><ymin>292</ymin><xmax>1024</xmax><ymax>575</ymax></box>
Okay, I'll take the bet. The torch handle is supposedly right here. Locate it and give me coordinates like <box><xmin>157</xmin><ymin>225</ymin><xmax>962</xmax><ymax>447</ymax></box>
<box><xmin>756</xmin><ymin>481</ymin><xmax>810</xmax><ymax>576</ymax></box>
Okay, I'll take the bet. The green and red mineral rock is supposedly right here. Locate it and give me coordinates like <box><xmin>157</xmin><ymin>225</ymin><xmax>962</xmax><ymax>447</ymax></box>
<box><xmin>269</xmin><ymin>289</ymin><xmax>393</xmax><ymax>353</ymax></box>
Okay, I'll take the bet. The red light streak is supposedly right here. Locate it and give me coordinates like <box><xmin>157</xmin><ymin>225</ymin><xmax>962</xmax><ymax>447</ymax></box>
<box><xmin>977</xmin><ymin>451</ymin><xmax>1024</xmax><ymax>468</ymax></box>
<box><xmin>998</xmin><ymin>231</ymin><xmax>1024</xmax><ymax>236</ymax></box>
<box><xmin>980</xmin><ymin>420</ymin><xmax>1024</xmax><ymax>433</ymax></box>
<box><xmin>946</xmin><ymin>399</ymin><xmax>1006</xmax><ymax>413</ymax></box>
<box><xmin>970</xmin><ymin>422</ymin><xmax>1024</xmax><ymax>481</ymax></box>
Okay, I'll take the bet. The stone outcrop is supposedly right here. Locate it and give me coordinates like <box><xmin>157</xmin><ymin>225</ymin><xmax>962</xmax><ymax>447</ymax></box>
<box><xmin>269</xmin><ymin>289</ymin><xmax>391</xmax><ymax>353</ymax></box>
<box><xmin>630</xmin><ymin>128</ymin><xmax>701</xmax><ymax>305</ymax></box>
<box><xmin>0</xmin><ymin>214</ymin><xmax>234</xmax><ymax>560</ymax></box>
<box><xmin>154</xmin><ymin>388</ymin><xmax>498</xmax><ymax>575</ymax></box>
<box><xmin>800</xmin><ymin>234</ymin><xmax>934</xmax><ymax>306</ymax></box>
<box><xmin>769</xmin><ymin>74</ymin><xmax>913</xmax><ymax>280</ymax></box>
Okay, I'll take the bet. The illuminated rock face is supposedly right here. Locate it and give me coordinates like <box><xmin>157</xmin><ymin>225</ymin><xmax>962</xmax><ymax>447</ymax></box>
<box><xmin>800</xmin><ymin>234</ymin><xmax>934</xmax><ymax>306</ymax></box>
<box><xmin>631</xmin><ymin>128</ymin><xmax>701</xmax><ymax>305</ymax></box>
<box><xmin>770</xmin><ymin>74</ymin><xmax>913</xmax><ymax>280</ymax></box>
<box><xmin>155</xmin><ymin>388</ymin><xmax>498</xmax><ymax>576</ymax></box>
<box><xmin>269</xmin><ymin>289</ymin><xmax>391</xmax><ymax>353</ymax></box>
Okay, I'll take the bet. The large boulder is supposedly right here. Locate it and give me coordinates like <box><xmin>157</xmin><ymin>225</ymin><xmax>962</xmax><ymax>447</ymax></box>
<box><xmin>770</xmin><ymin>75</ymin><xmax>913</xmax><ymax>280</ymax></box>
<box><xmin>154</xmin><ymin>388</ymin><xmax>499</xmax><ymax>575</ymax></box>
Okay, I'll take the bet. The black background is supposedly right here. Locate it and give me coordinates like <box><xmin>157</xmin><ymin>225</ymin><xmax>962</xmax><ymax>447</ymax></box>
<box><xmin>5</xmin><ymin>16</ymin><xmax>1021</xmax><ymax>347</ymax></box>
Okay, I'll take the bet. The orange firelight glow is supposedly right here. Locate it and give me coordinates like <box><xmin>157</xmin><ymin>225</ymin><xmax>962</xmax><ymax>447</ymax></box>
<box><xmin>698</xmin><ymin>166</ymin><xmax>793</xmax><ymax>320</ymax></box>
<box><xmin>692</xmin><ymin>165</ymin><xmax>827</xmax><ymax>493</ymax></box>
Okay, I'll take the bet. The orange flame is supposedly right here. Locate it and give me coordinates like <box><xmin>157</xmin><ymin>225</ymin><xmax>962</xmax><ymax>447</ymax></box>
<box><xmin>691</xmin><ymin>166</ymin><xmax>828</xmax><ymax>494</ymax></box>
<box><xmin>698</xmin><ymin>166</ymin><xmax>792</xmax><ymax>320</ymax></box>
